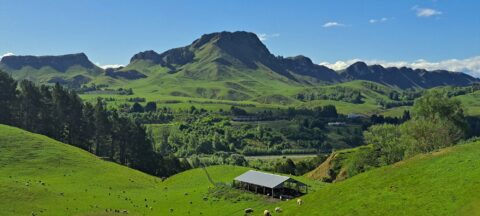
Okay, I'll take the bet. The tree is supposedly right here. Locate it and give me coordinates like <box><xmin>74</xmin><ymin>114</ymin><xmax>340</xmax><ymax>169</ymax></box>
<box><xmin>94</xmin><ymin>98</ymin><xmax>111</xmax><ymax>156</ymax></box>
<box><xmin>364</xmin><ymin>124</ymin><xmax>404</xmax><ymax>165</ymax></box>
<box><xmin>276</xmin><ymin>159</ymin><xmax>296</xmax><ymax>175</ymax></box>
<box><xmin>400</xmin><ymin>119</ymin><xmax>463</xmax><ymax>156</ymax></box>
<box><xmin>413</xmin><ymin>91</ymin><xmax>466</xmax><ymax>130</ymax></box>
<box><xmin>82</xmin><ymin>102</ymin><xmax>96</xmax><ymax>152</ymax></box>
<box><xmin>18</xmin><ymin>80</ymin><xmax>43</xmax><ymax>132</ymax></box>
<box><xmin>0</xmin><ymin>71</ymin><xmax>17</xmax><ymax>125</ymax></box>
<box><xmin>131</xmin><ymin>102</ymin><xmax>144</xmax><ymax>113</ymax></box>
<box><xmin>401</xmin><ymin>91</ymin><xmax>467</xmax><ymax>156</ymax></box>
<box><xmin>144</xmin><ymin>101</ymin><xmax>157</xmax><ymax>112</ymax></box>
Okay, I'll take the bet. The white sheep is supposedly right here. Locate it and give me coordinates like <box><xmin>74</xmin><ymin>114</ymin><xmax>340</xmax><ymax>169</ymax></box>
<box><xmin>263</xmin><ymin>210</ymin><xmax>272</xmax><ymax>216</ymax></box>
<box><xmin>275</xmin><ymin>207</ymin><xmax>283</xmax><ymax>213</ymax></box>
<box><xmin>297</xmin><ymin>198</ymin><xmax>303</xmax><ymax>205</ymax></box>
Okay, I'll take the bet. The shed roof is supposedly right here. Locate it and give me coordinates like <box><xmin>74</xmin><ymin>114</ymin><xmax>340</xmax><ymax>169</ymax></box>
<box><xmin>234</xmin><ymin>170</ymin><xmax>292</xmax><ymax>188</ymax></box>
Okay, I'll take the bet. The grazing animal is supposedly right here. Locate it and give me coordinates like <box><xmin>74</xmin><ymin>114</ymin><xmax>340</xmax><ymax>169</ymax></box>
<box><xmin>297</xmin><ymin>198</ymin><xmax>303</xmax><ymax>205</ymax></box>
<box><xmin>244</xmin><ymin>208</ymin><xmax>254</xmax><ymax>214</ymax></box>
<box><xmin>263</xmin><ymin>210</ymin><xmax>271</xmax><ymax>216</ymax></box>
<box><xmin>275</xmin><ymin>207</ymin><xmax>283</xmax><ymax>213</ymax></box>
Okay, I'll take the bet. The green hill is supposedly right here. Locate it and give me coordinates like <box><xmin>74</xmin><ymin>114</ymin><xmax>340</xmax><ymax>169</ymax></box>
<box><xmin>1</xmin><ymin>124</ymin><xmax>480</xmax><ymax>215</ymax></box>
<box><xmin>0</xmin><ymin>124</ymin><xmax>280</xmax><ymax>216</ymax></box>
<box><xmin>282</xmin><ymin>140</ymin><xmax>480</xmax><ymax>216</ymax></box>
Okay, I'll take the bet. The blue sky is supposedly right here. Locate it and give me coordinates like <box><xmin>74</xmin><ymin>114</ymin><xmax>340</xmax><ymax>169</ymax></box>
<box><xmin>1</xmin><ymin>0</ymin><xmax>479</xmax><ymax>75</ymax></box>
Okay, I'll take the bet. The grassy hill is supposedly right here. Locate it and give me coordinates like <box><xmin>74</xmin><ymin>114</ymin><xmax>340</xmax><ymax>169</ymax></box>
<box><xmin>0</xmin><ymin>124</ymin><xmax>315</xmax><ymax>216</ymax></box>
<box><xmin>1</xmin><ymin>125</ymin><xmax>480</xmax><ymax>215</ymax></box>
<box><xmin>282</xmin><ymin>140</ymin><xmax>480</xmax><ymax>216</ymax></box>
<box><xmin>0</xmin><ymin>125</ymin><xmax>245</xmax><ymax>215</ymax></box>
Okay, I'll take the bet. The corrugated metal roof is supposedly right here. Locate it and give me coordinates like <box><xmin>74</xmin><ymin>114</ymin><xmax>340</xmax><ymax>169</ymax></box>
<box><xmin>234</xmin><ymin>170</ymin><xmax>290</xmax><ymax>188</ymax></box>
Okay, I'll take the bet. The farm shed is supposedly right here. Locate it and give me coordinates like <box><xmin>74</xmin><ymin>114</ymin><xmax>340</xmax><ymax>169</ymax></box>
<box><xmin>233</xmin><ymin>170</ymin><xmax>308</xmax><ymax>198</ymax></box>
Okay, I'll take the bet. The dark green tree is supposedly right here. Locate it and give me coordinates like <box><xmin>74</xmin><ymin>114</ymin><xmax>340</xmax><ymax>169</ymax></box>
<box><xmin>0</xmin><ymin>71</ymin><xmax>17</xmax><ymax>125</ymax></box>
<box><xmin>144</xmin><ymin>102</ymin><xmax>157</xmax><ymax>112</ymax></box>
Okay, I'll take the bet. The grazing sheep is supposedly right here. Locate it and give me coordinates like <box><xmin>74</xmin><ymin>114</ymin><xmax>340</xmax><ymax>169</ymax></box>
<box><xmin>275</xmin><ymin>207</ymin><xmax>283</xmax><ymax>213</ymax></box>
<box><xmin>244</xmin><ymin>208</ymin><xmax>254</xmax><ymax>214</ymax></box>
<box><xmin>263</xmin><ymin>210</ymin><xmax>271</xmax><ymax>216</ymax></box>
<box><xmin>297</xmin><ymin>198</ymin><xmax>303</xmax><ymax>205</ymax></box>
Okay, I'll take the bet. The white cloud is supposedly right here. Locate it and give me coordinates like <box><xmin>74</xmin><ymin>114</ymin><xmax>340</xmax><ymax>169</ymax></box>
<box><xmin>257</xmin><ymin>33</ymin><xmax>280</xmax><ymax>41</ymax></box>
<box><xmin>96</xmin><ymin>63</ymin><xmax>125</xmax><ymax>69</ymax></box>
<box><xmin>369</xmin><ymin>17</ymin><xmax>388</xmax><ymax>24</ymax></box>
<box><xmin>319</xmin><ymin>56</ymin><xmax>480</xmax><ymax>77</ymax></box>
<box><xmin>1</xmin><ymin>52</ymin><xmax>15</xmax><ymax>59</ymax></box>
<box><xmin>322</xmin><ymin>22</ymin><xmax>345</xmax><ymax>28</ymax></box>
<box><xmin>413</xmin><ymin>6</ymin><xmax>442</xmax><ymax>17</ymax></box>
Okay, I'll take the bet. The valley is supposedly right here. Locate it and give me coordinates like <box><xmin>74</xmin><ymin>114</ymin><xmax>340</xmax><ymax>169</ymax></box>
<box><xmin>1</xmin><ymin>30</ymin><xmax>480</xmax><ymax>216</ymax></box>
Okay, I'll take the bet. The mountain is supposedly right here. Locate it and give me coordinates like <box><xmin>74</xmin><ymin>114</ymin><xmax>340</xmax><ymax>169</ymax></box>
<box><xmin>0</xmin><ymin>31</ymin><xmax>478</xmax><ymax>100</ymax></box>
<box><xmin>128</xmin><ymin>31</ymin><xmax>343</xmax><ymax>84</ymax></box>
<box><xmin>0</xmin><ymin>53</ymin><xmax>103</xmax><ymax>87</ymax></box>
<box><xmin>340</xmin><ymin>61</ymin><xmax>479</xmax><ymax>89</ymax></box>
<box><xmin>0</xmin><ymin>53</ymin><xmax>97</xmax><ymax>72</ymax></box>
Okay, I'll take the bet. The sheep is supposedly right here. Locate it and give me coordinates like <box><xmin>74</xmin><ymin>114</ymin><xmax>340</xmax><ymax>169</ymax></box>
<box><xmin>297</xmin><ymin>198</ymin><xmax>303</xmax><ymax>205</ymax></box>
<box><xmin>275</xmin><ymin>207</ymin><xmax>283</xmax><ymax>213</ymax></box>
<box><xmin>244</xmin><ymin>208</ymin><xmax>254</xmax><ymax>214</ymax></box>
<box><xmin>263</xmin><ymin>210</ymin><xmax>271</xmax><ymax>216</ymax></box>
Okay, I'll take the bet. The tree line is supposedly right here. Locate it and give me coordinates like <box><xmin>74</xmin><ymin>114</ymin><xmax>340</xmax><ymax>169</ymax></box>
<box><xmin>344</xmin><ymin>91</ymin><xmax>479</xmax><ymax>177</ymax></box>
<box><xmin>0</xmin><ymin>71</ymin><xmax>189</xmax><ymax>177</ymax></box>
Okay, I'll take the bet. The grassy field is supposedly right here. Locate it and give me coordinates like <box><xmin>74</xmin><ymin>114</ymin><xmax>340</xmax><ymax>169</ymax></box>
<box><xmin>1</xmin><ymin>124</ymin><xmax>480</xmax><ymax>215</ymax></box>
<box><xmin>77</xmin><ymin>75</ymin><xmax>480</xmax><ymax>117</ymax></box>
<box><xmin>78</xmin><ymin>79</ymin><xmax>402</xmax><ymax>115</ymax></box>
<box><xmin>281</xmin><ymin>140</ymin><xmax>480</xmax><ymax>216</ymax></box>
<box><xmin>456</xmin><ymin>91</ymin><xmax>480</xmax><ymax>116</ymax></box>
<box><xmin>0</xmin><ymin>124</ymin><xmax>319</xmax><ymax>216</ymax></box>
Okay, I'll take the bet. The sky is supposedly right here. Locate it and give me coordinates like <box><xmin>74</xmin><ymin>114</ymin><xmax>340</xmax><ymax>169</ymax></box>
<box><xmin>1</xmin><ymin>0</ymin><xmax>479</xmax><ymax>76</ymax></box>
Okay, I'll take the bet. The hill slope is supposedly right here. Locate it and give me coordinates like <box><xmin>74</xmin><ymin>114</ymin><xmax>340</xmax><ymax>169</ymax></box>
<box><xmin>282</xmin><ymin>140</ymin><xmax>480</xmax><ymax>215</ymax></box>
<box><xmin>1</xmin><ymin>125</ymin><xmax>480</xmax><ymax>215</ymax></box>
<box><xmin>0</xmin><ymin>125</ymin><xmax>277</xmax><ymax>216</ymax></box>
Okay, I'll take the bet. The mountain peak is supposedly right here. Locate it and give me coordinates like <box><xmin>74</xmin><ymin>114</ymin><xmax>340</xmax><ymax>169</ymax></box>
<box><xmin>130</xmin><ymin>50</ymin><xmax>161</xmax><ymax>63</ymax></box>
<box><xmin>341</xmin><ymin>61</ymin><xmax>479</xmax><ymax>88</ymax></box>
<box><xmin>288</xmin><ymin>55</ymin><xmax>314</xmax><ymax>65</ymax></box>
<box><xmin>0</xmin><ymin>53</ymin><xmax>96</xmax><ymax>72</ymax></box>
<box><xmin>347</xmin><ymin>61</ymin><xmax>369</xmax><ymax>71</ymax></box>
<box><xmin>192</xmin><ymin>31</ymin><xmax>262</xmax><ymax>49</ymax></box>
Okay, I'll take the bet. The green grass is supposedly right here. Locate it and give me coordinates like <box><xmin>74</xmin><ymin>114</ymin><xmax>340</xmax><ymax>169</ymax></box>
<box><xmin>0</xmin><ymin>124</ymin><xmax>316</xmax><ymax>216</ymax></box>
<box><xmin>282</xmin><ymin>140</ymin><xmax>480</xmax><ymax>216</ymax></box>
<box><xmin>456</xmin><ymin>91</ymin><xmax>480</xmax><ymax>116</ymax></box>
<box><xmin>2</xmin><ymin>124</ymin><xmax>480</xmax><ymax>215</ymax></box>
